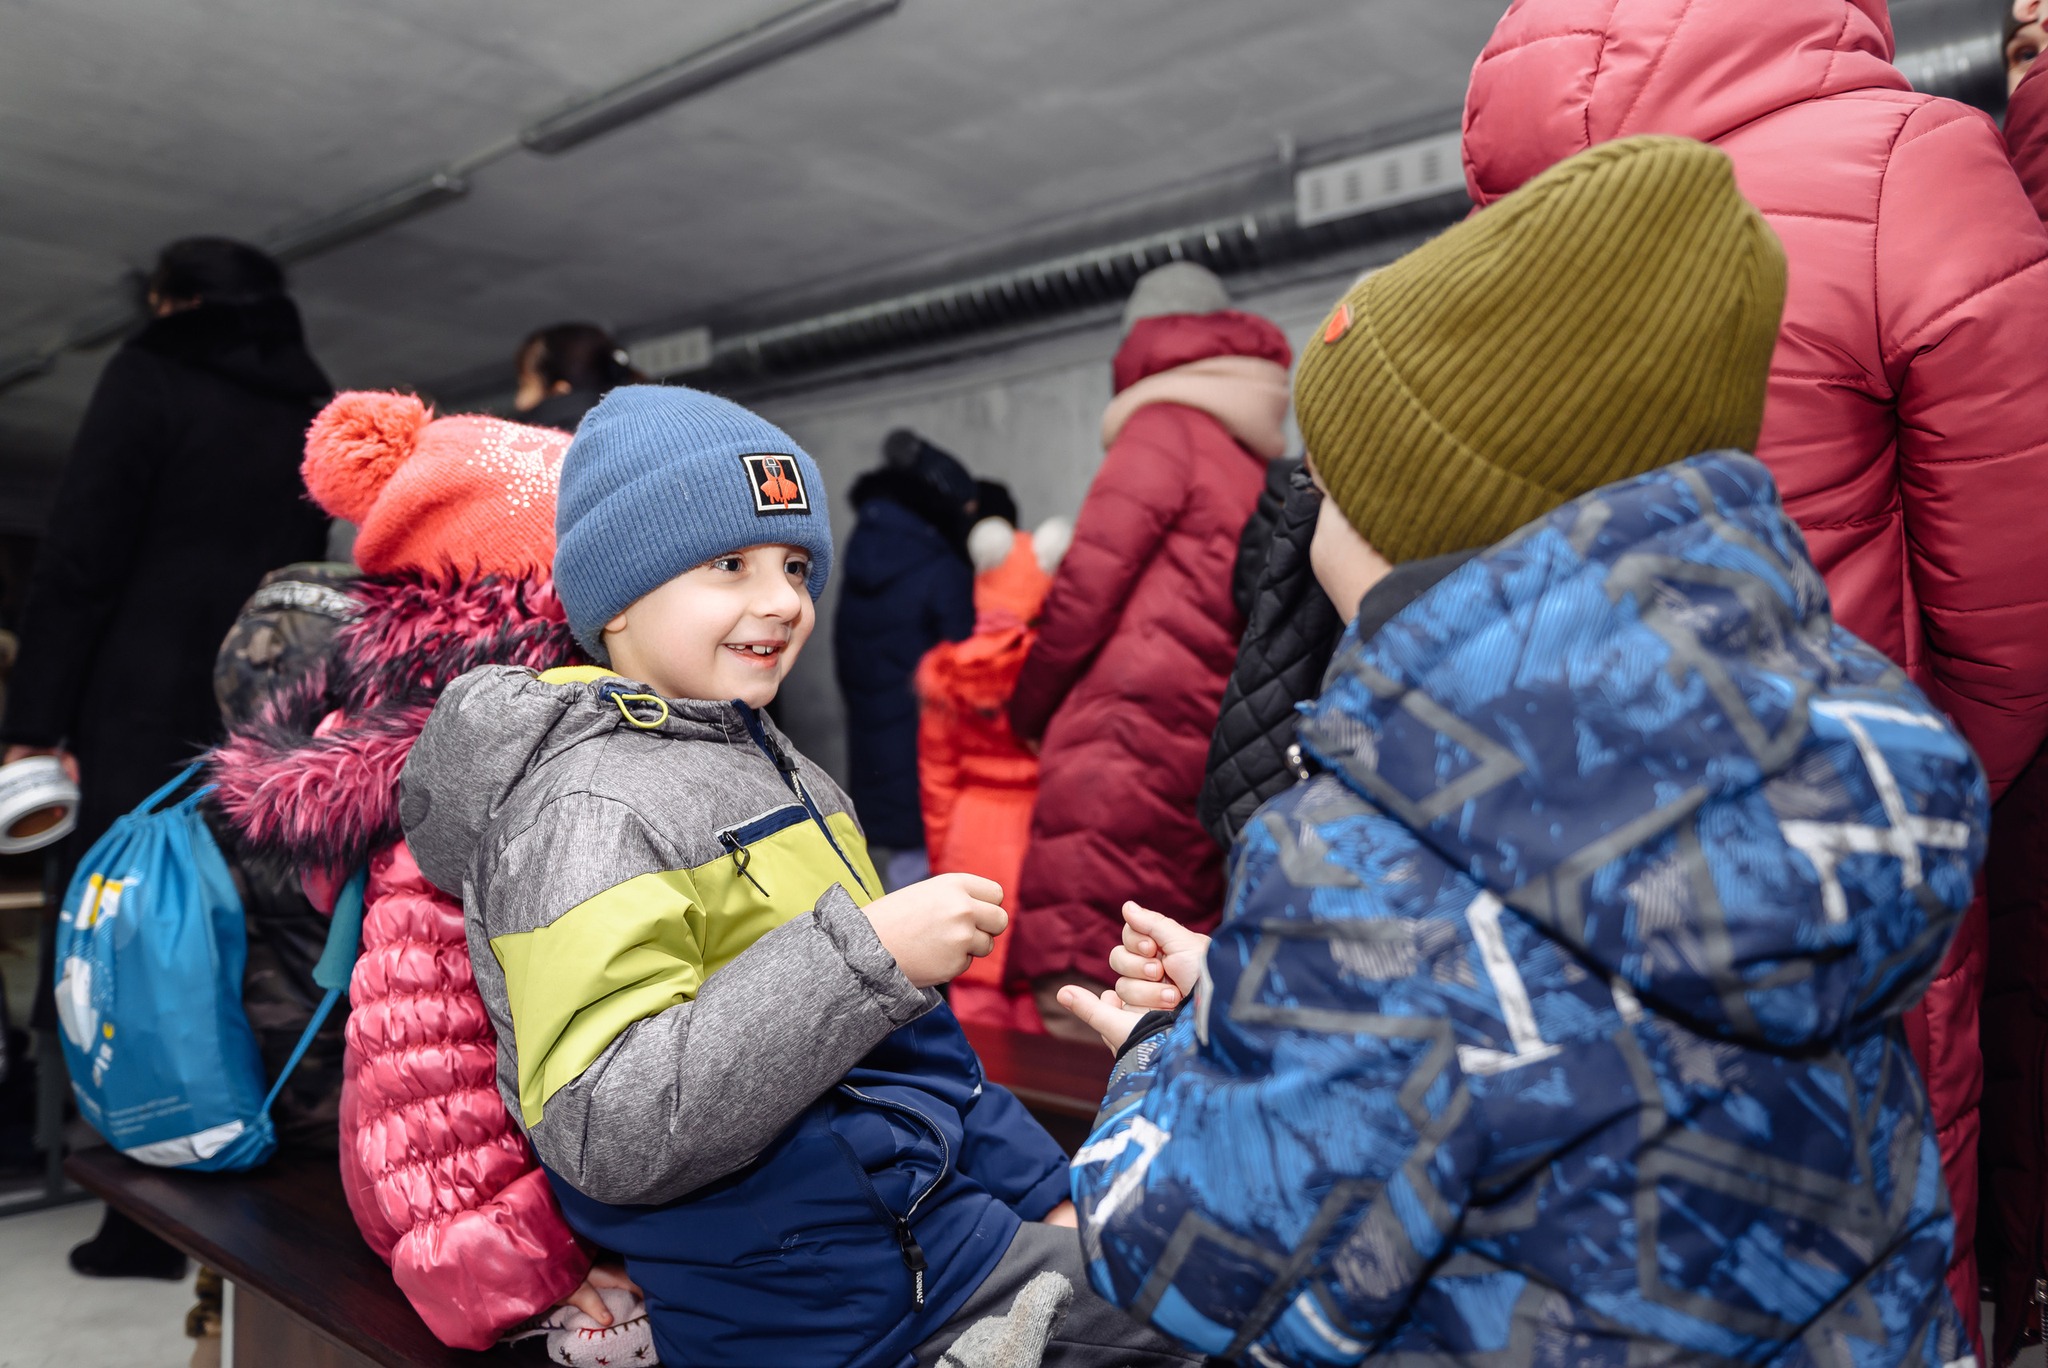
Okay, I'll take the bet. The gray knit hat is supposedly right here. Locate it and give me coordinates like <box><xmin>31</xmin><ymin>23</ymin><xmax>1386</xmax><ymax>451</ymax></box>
<box><xmin>554</xmin><ymin>385</ymin><xmax>833</xmax><ymax>658</ymax></box>
<box><xmin>1120</xmin><ymin>262</ymin><xmax>1231</xmax><ymax>336</ymax></box>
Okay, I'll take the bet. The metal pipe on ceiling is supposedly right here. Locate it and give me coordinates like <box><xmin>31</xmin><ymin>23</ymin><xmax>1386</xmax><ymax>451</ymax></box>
<box><xmin>520</xmin><ymin>0</ymin><xmax>902</xmax><ymax>154</ymax></box>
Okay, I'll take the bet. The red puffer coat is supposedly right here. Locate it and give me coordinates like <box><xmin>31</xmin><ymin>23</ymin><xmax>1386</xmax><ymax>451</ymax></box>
<box><xmin>1008</xmin><ymin>310</ymin><xmax>1291</xmax><ymax>991</ymax></box>
<box><xmin>208</xmin><ymin>574</ymin><xmax>591</xmax><ymax>1350</ymax></box>
<box><xmin>1466</xmin><ymin>1</ymin><xmax>2048</xmax><ymax>1350</ymax></box>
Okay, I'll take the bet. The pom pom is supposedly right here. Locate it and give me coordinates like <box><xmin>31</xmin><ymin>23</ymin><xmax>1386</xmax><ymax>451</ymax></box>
<box><xmin>1033</xmin><ymin>516</ymin><xmax>1073</xmax><ymax>575</ymax></box>
<box><xmin>302</xmin><ymin>391</ymin><xmax>431</xmax><ymax>523</ymax></box>
<box><xmin>967</xmin><ymin>516</ymin><xmax>1017</xmax><ymax>574</ymax></box>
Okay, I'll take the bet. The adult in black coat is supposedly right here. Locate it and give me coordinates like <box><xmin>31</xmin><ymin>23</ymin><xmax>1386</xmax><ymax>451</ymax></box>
<box><xmin>2</xmin><ymin>239</ymin><xmax>331</xmax><ymax>853</ymax></box>
<box><xmin>832</xmin><ymin>430</ymin><xmax>976</xmax><ymax>875</ymax></box>
<box><xmin>2</xmin><ymin>239</ymin><xmax>329</xmax><ymax>1278</ymax></box>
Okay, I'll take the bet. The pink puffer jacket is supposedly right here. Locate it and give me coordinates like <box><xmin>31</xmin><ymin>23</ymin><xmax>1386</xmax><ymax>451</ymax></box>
<box><xmin>209</xmin><ymin>573</ymin><xmax>590</xmax><ymax>1350</ymax></box>
<box><xmin>1465</xmin><ymin>2</ymin><xmax>2048</xmax><ymax>1351</ymax></box>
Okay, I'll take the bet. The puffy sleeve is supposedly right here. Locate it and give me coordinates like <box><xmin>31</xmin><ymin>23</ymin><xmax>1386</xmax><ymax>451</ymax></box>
<box><xmin>1879</xmin><ymin>99</ymin><xmax>2048</xmax><ymax>795</ymax></box>
<box><xmin>340</xmin><ymin>844</ymin><xmax>589</xmax><ymax>1350</ymax></box>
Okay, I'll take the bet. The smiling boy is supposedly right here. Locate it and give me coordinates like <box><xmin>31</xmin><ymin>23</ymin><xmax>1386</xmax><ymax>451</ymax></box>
<box><xmin>399</xmin><ymin>386</ymin><xmax>1196</xmax><ymax>1368</ymax></box>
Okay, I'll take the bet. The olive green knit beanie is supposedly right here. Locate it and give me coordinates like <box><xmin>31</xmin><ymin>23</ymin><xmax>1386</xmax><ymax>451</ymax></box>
<box><xmin>1295</xmin><ymin>135</ymin><xmax>1786</xmax><ymax>563</ymax></box>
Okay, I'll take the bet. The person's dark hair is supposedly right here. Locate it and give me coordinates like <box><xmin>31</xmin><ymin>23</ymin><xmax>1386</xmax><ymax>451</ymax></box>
<box><xmin>974</xmin><ymin>480</ymin><xmax>1019</xmax><ymax>528</ymax></box>
<box><xmin>147</xmin><ymin>238</ymin><xmax>287</xmax><ymax>307</ymax></box>
<box><xmin>518</xmin><ymin>322</ymin><xmax>642</xmax><ymax>394</ymax></box>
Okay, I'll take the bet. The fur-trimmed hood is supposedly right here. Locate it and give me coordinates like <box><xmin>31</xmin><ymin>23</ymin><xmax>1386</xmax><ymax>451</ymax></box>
<box><xmin>207</xmin><ymin>571</ymin><xmax>584</xmax><ymax>874</ymax></box>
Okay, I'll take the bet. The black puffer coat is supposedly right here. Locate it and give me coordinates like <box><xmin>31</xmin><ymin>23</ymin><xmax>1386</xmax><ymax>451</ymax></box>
<box><xmin>1231</xmin><ymin>457</ymin><xmax>1295</xmax><ymax>619</ymax></box>
<box><xmin>1197</xmin><ymin>463</ymin><xmax>1344</xmax><ymax>848</ymax></box>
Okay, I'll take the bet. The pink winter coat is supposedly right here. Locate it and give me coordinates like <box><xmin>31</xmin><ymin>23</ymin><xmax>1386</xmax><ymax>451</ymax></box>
<box><xmin>209</xmin><ymin>573</ymin><xmax>590</xmax><ymax>1350</ymax></box>
<box><xmin>1466</xmin><ymin>1</ymin><xmax>2048</xmax><ymax>1349</ymax></box>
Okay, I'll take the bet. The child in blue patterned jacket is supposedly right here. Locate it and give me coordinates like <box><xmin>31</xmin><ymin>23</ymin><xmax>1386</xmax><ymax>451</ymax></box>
<box><xmin>1057</xmin><ymin>138</ymin><xmax>1986</xmax><ymax>1367</ymax></box>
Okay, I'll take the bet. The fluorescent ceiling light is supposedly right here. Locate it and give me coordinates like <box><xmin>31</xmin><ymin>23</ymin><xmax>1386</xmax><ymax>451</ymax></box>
<box><xmin>267</xmin><ymin>171</ymin><xmax>469</xmax><ymax>262</ymax></box>
<box><xmin>521</xmin><ymin>0</ymin><xmax>901</xmax><ymax>154</ymax></box>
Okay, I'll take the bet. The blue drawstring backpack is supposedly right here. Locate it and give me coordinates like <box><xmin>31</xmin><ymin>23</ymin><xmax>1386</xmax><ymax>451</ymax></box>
<box><xmin>53</xmin><ymin>763</ymin><xmax>362</xmax><ymax>1171</ymax></box>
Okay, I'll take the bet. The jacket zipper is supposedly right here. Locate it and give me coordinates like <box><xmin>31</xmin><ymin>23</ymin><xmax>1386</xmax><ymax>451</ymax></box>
<box><xmin>834</xmin><ymin>1083</ymin><xmax>953</xmax><ymax>1312</ymax></box>
<box><xmin>716</xmin><ymin>831</ymin><xmax>771</xmax><ymax>896</ymax></box>
<box><xmin>828</xmin><ymin>1131</ymin><xmax>930</xmax><ymax>1312</ymax></box>
<box><xmin>733</xmin><ymin>704</ymin><xmax>872</xmax><ymax>896</ymax></box>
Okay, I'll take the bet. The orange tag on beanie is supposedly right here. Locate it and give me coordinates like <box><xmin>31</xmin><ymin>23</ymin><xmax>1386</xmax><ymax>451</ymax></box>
<box><xmin>1323</xmin><ymin>302</ymin><xmax>1353</xmax><ymax>345</ymax></box>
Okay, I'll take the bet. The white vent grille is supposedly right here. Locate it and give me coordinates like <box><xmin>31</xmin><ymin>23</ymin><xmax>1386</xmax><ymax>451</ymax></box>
<box><xmin>628</xmin><ymin>326</ymin><xmax>714</xmax><ymax>377</ymax></box>
<box><xmin>1294</xmin><ymin>131</ymin><xmax>1467</xmax><ymax>228</ymax></box>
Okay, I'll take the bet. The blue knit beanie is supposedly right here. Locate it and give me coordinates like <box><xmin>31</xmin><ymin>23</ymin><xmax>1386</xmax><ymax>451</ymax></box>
<box><xmin>554</xmin><ymin>385</ymin><xmax>833</xmax><ymax>658</ymax></box>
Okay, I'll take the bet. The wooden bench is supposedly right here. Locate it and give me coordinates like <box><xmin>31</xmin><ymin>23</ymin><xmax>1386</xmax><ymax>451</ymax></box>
<box><xmin>65</xmin><ymin>1024</ymin><xmax>1111</xmax><ymax>1367</ymax></box>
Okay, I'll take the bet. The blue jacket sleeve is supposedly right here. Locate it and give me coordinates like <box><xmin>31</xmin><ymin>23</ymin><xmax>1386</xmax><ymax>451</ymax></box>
<box><xmin>956</xmin><ymin>1079</ymin><xmax>1072</xmax><ymax>1220</ymax></box>
<box><xmin>1068</xmin><ymin>819</ymin><xmax>1481</xmax><ymax>1364</ymax></box>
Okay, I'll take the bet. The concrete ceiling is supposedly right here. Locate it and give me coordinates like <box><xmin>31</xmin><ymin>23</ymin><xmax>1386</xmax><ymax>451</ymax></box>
<box><xmin>0</xmin><ymin>0</ymin><xmax>1998</xmax><ymax>498</ymax></box>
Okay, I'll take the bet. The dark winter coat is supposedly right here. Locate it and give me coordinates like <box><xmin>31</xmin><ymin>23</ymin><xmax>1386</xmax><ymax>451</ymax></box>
<box><xmin>834</xmin><ymin>468</ymin><xmax>975</xmax><ymax>850</ymax></box>
<box><xmin>1076</xmin><ymin>452</ymin><xmax>1985</xmax><ymax>1366</ymax></box>
<box><xmin>1197</xmin><ymin>463</ymin><xmax>1343</xmax><ymax>850</ymax></box>
<box><xmin>1980</xmin><ymin>70</ymin><xmax>2048</xmax><ymax>1362</ymax></box>
<box><xmin>1008</xmin><ymin>311</ymin><xmax>1290</xmax><ymax>987</ymax></box>
<box><xmin>1230</xmin><ymin>457</ymin><xmax>1295</xmax><ymax>621</ymax></box>
<box><xmin>522</xmin><ymin>388</ymin><xmax>605</xmax><ymax>434</ymax></box>
<box><xmin>1</xmin><ymin>300</ymin><xmax>330</xmax><ymax>852</ymax></box>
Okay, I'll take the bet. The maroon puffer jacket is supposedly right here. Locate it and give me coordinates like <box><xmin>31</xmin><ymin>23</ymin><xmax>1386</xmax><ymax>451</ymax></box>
<box><xmin>1466</xmin><ymin>3</ymin><xmax>2048</xmax><ymax>1350</ymax></box>
<box><xmin>1008</xmin><ymin>310</ymin><xmax>1290</xmax><ymax>990</ymax></box>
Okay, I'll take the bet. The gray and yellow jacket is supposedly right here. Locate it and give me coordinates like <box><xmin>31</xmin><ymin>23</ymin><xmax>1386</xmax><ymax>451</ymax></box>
<box><xmin>400</xmin><ymin>664</ymin><xmax>1071</xmax><ymax>1368</ymax></box>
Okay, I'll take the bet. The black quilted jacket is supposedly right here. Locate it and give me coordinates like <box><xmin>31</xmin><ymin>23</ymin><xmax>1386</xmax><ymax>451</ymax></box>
<box><xmin>1197</xmin><ymin>463</ymin><xmax>1344</xmax><ymax>848</ymax></box>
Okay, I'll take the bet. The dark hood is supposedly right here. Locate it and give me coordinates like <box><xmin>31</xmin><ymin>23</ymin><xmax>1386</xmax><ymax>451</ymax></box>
<box><xmin>845</xmin><ymin>467</ymin><xmax>970</xmax><ymax>589</ymax></box>
<box><xmin>1299</xmin><ymin>450</ymin><xmax>1988</xmax><ymax>1049</ymax></box>
<box><xmin>132</xmin><ymin>297</ymin><xmax>331</xmax><ymax>401</ymax></box>
<box><xmin>1463</xmin><ymin>0</ymin><xmax>1905</xmax><ymax>206</ymax></box>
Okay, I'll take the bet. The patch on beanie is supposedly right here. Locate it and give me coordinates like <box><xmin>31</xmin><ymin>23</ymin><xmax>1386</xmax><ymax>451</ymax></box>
<box><xmin>1323</xmin><ymin>302</ymin><xmax>1353</xmax><ymax>345</ymax></box>
<box><xmin>742</xmin><ymin>453</ymin><xmax>811</xmax><ymax>516</ymax></box>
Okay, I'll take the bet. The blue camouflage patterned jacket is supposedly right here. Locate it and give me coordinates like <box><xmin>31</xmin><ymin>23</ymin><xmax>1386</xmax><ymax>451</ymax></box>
<box><xmin>1070</xmin><ymin>453</ymin><xmax>1987</xmax><ymax>1368</ymax></box>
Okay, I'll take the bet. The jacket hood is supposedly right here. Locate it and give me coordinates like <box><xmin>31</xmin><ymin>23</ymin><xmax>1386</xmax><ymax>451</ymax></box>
<box><xmin>844</xmin><ymin>468</ymin><xmax>969</xmax><ymax>592</ymax></box>
<box><xmin>1463</xmin><ymin>0</ymin><xmax>1905</xmax><ymax>206</ymax></box>
<box><xmin>1100</xmin><ymin>354</ymin><xmax>1293</xmax><ymax>461</ymax></box>
<box><xmin>132</xmin><ymin>298</ymin><xmax>331</xmax><ymax>401</ymax></box>
<box><xmin>1111</xmin><ymin>309</ymin><xmax>1292</xmax><ymax>394</ymax></box>
<box><xmin>206</xmin><ymin>571</ymin><xmax>583</xmax><ymax>873</ymax></box>
<box><xmin>1298</xmin><ymin>451</ymin><xmax>1987</xmax><ymax>1049</ymax></box>
<box><xmin>399</xmin><ymin>665</ymin><xmax>766</xmax><ymax>894</ymax></box>
<box><xmin>917</xmin><ymin>625</ymin><xmax>1035</xmax><ymax>717</ymax></box>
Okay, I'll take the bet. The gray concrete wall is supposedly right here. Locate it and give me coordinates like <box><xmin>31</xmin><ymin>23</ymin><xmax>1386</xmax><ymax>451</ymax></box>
<box><xmin>758</xmin><ymin>267</ymin><xmax>1359</xmax><ymax>783</ymax></box>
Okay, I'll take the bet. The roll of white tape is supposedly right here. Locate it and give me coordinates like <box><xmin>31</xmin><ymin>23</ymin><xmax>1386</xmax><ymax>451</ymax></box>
<box><xmin>0</xmin><ymin>754</ymin><xmax>80</xmax><ymax>855</ymax></box>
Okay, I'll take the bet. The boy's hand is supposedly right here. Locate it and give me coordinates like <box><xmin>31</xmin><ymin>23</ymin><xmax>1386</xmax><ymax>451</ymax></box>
<box><xmin>1042</xmin><ymin>1200</ymin><xmax>1079</xmax><ymax>1228</ymax></box>
<box><xmin>560</xmin><ymin>1262</ymin><xmax>642</xmax><ymax>1326</ymax></box>
<box><xmin>1106</xmin><ymin>901</ymin><xmax>1210</xmax><ymax>1012</ymax></box>
<box><xmin>864</xmin><ymin>873</ymin><xmax>1007</xmax><ymax>988</ymax></box>
<box><xmin>1057</xmin><ymin>985</ymin><xmax>1146</xmax><ymax>1053</ymax></box>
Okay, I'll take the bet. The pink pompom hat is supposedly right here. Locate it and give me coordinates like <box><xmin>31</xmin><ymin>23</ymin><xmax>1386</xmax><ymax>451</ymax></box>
<box><xmin>301</xmin><ymin>391</ymin><xmax>569</xmax><ymax>579</ymax></box>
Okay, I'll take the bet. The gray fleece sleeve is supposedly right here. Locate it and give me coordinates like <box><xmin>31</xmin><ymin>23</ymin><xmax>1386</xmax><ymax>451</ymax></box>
<box><xmin>530</xmin><ymin>885</ymin><xmax>936</xmax><ymax>1206</ymax></box>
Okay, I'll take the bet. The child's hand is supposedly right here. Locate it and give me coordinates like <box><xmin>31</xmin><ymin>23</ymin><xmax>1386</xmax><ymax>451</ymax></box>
<box><xmin>1057</xmin><ymin>985</ymin><xmax>1147</xmax><ymax>1053</ymax></box>
<box><xmin>1106</xmin><ymin>901</ymin><xmax>1210</xmax><ymax>1012</ymax></box>
<box><xmin>560</xmin><ymin>1262</ymin><xmax>642</xmax><ymax>1325</ymax></box>
<box><xmin>864</xmin><ymin>873</ymin><xmax>1007</xmax><ymax>988</ymax></box>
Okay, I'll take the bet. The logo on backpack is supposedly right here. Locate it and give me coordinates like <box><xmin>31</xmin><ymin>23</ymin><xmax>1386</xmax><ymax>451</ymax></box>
<box><xmin>742</xmin><ymin>453</ymin><xmax>810</xmax><ymax>516</ymax></box>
